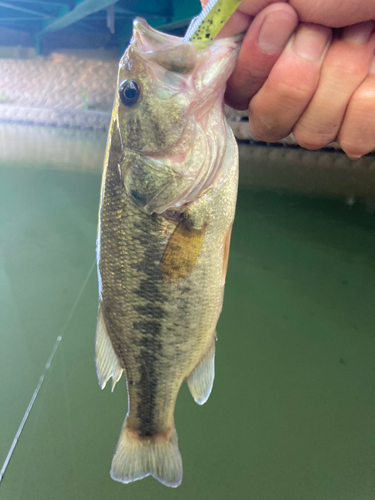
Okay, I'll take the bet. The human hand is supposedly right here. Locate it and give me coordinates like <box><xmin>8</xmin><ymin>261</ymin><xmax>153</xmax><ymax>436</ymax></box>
<box><xmin>201</xmin><ymin>0</ymin><xmax>375</xmax><ymax>158</ymax></box>
<box><xmin>214</xmin><ymin>0</ymin><xmax>375</xmax><ymax>36</ymax></box>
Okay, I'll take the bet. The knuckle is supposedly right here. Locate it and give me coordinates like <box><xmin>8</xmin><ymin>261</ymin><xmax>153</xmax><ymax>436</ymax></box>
<box><xmin>272</xmin><ymin>80</ymin><xmax>314</xmax><ymax>104</ymax></box>
<box><xmin>296</xmin><ymin>137</ymin><xmax>326</xmax><ymax>150</ymax></box>
<box><xmin>329</xmin><ymin>60</ymin><xmax>360</xmax><ymax>79</ymax></box>
<box><xmin>254</xmin><ymin>129</ymin><xmax>283</xmax><ymax>142</ymax></box>
<box><xmin>339</xmin><ymin>139</ymin><xmax>370</xmax><ymax>159</ymax></box>
<box><xmin>249</xmin><ymin>112</ymin><xmax>287</xmax><ymax>142</ymax></box>
<box><xmin>249</xmin><ymin>121</ymin><xmax>278</xmax><ymax>142</ymax></box>
<box><xmin>242</xmin><ymin>65</ymin><xmax>268</xmax><ymax>84</ymax></box>
<box><xmin>350</xmin><ymin>87</ymin><xmax>375</xmax><ymax>110</ymax></box>
<box><xmin>293</xmin><ymin>128</ymin><xmax>333</xmax><ymax>150</ymax></box>
<box><xmin>324</xmin><ymin>62</ymin><xmax>368</xmax><ymax>94</ymax></box>
<box><xmin>338</xmin><ymin>85</ymin><xmax>375</xmax><ymax>158</ymax></box>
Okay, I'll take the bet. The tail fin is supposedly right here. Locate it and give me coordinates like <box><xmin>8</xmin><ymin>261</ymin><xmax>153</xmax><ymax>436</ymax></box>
<box><xmin>110</xmin><ymin>420</ymin><xmax>183</xmax><ymax>488</ymax></box>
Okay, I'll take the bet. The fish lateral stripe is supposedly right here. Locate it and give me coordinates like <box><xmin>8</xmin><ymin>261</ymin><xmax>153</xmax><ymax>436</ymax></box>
<box><xmin>160</xmin><ymin>219</ymin><xmax>206</xmax><ymax>282</ymax></box>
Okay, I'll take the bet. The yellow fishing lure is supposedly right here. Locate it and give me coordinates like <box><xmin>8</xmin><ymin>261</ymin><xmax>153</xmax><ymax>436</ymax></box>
<box><xmin>184</xmin><ymin>0</ymin><xmax>242</xmax><ymax>42</ymax></box>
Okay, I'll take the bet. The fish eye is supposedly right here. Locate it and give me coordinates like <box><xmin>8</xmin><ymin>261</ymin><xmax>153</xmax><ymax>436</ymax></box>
<box><xmin>119</xmin><ymin>80</ymin><xmax>140</xmax><ymax>106</ymax></box>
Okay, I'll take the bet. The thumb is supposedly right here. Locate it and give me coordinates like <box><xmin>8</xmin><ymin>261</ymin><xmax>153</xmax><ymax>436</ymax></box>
<box><xmin>225</xmin><ymin>3</ymin><xmax>298</xmax><ymax>110</ymax></box>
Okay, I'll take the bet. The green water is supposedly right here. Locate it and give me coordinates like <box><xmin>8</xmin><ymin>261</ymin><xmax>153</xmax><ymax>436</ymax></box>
<box><xmin>1</xmin><ymin>126</ymin><xmax>375</xmax><ymax>499</ymax></box>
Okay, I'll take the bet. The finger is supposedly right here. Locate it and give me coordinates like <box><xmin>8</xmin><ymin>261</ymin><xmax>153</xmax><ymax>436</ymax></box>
<box><xmin>200</xmin><ymin>0</ymin><xmax>288</xmax><ymax>39</ymax></box>
<box><xmin>337</xmin><ymin>57</ymin><xmax>375</xmax><ymax>158</ymax></box>
<box><xmin>289</xmin><ymin>0</ymin><xmax>375</xmax><ymax>28</ymax></box>
<box><xmin>293</xmin><ymin>22</ymin><xmax>375</xmax><ymax>149</ymax></box>
<box><xmin>248</xmin><ymin>23</ymin><xmax>331</xmax><ymax>142</ymax></box>
<box><xmin>201</xmin><ymin>0</ymin><xmax>375</xmax><ymax>29</ymax></box>
<box><xmin>225</xmin><ymin>3</ymin><xmax>298</xmax><ymax>110</ymax></box>
<box><xmin>216</xmin><ymin>11</ymin><xmax>253</xmax><ymax>39</ymax></box>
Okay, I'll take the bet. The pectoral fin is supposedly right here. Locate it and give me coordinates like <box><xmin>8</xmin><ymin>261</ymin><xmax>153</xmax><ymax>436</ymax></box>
<box><xmin>187</xmin><ymin>341</ymin><xmax>215</xmax><ymax>405</ymax></box>
<box><xmin>160</xmin><ymin>219</ymin><xmax>206</xmax><ymax>282</ymax></box>
<box><xmin>95</xmin><ymin>306</ymin><xmax>123</xmax><ymax>391</ymax></box>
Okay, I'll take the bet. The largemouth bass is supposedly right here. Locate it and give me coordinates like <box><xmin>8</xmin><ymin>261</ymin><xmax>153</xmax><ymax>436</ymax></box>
<box><xmin>96</xmin><ymin>18</ymin><xmax>240</xmax><ymax>488</ymax></box>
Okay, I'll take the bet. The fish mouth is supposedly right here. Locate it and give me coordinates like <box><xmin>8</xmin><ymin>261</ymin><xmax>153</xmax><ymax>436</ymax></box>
<box><xmin>134</xmin><ymin>17</ymin><xmax>244</xmax><ymax>47</ymax></box>
<box><xmin>133</xmin><ymin>17</ymin><xmax>183</xmax><ymax>45</ymax></box>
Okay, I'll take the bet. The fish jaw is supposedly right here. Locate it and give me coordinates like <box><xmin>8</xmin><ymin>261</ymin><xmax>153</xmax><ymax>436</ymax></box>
<box><xmin>112</xmin><ymin>18</ymin><xmax>240</xmax><ymax>214</ymax></box>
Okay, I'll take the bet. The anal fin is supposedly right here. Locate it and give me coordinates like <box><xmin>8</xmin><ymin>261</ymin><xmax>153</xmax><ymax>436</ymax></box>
<box><xmin>95</xmin><ymin>306</ymin><xmax>123</xmax><ymax>391</ymax></box>
<box><xmin>187</xmin><ymin>340</ymin><xmax>215</xmax><ymax>405</ymax></box>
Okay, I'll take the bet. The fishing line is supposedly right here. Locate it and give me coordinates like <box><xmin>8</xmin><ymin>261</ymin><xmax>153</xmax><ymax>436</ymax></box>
<box><xmin>0</xmin><ymin>259</ymin><xmax>95</xmax><ymax>484</ymax></box>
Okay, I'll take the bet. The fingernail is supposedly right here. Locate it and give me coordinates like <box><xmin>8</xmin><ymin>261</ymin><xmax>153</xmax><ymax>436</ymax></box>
<box><xmin>258</xmin><ymin>11</ymin><xmax>298</xmax><ymax>55</ymax></box>
<box><xmin>293</xmin><ymin>24</ymin><xmax>331</xmax><ymax>62</ymax></box>
<box><xmin>342</xmin><ymin>21</ymin><xmax>374</xmax><ymax>45</ymax></box>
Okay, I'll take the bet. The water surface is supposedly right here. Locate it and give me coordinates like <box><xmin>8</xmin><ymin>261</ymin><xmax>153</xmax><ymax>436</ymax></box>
<box><xmin>1</xmin><ymin>124</ymin><xmax>375</xmax><ymax>500</ymax></box>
